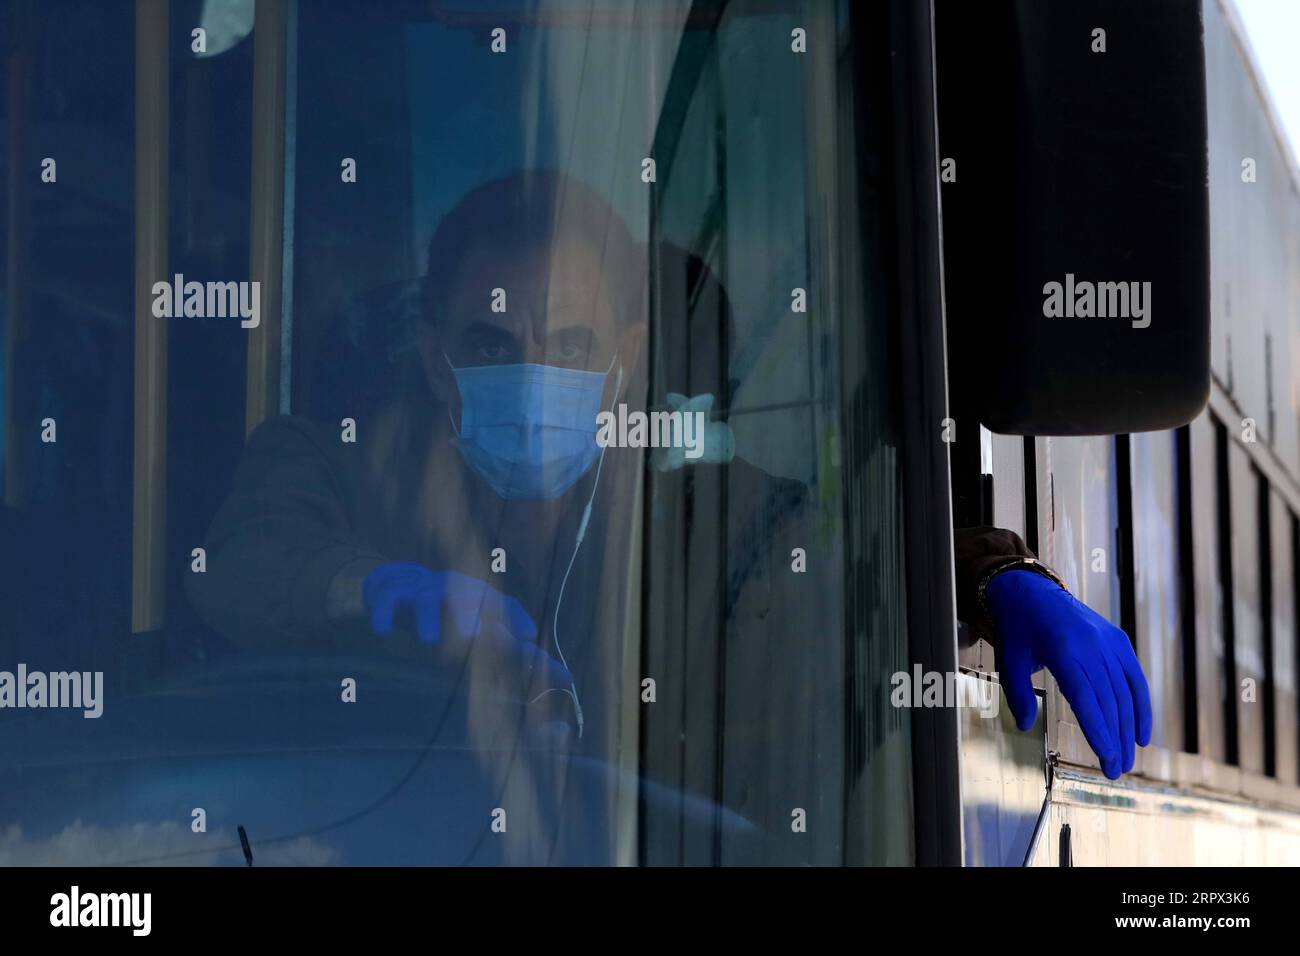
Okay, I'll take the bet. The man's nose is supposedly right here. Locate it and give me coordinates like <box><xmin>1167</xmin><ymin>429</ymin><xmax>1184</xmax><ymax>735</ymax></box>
<box><xmin>521</xmin><ymin>320</ymin><xmax>547</xmax><ymax>365</ymax></box>
<box><xmin>522</xmin><ymin>339</ymin><xmax>547</xmax><ymax>365</ymax></box>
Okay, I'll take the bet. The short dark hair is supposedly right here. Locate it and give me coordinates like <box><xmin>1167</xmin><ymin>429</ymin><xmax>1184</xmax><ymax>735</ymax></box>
<box><xmin>421</xmin><ymin>169</ymin><xmax>644</xmax><ymax>328</ymax></box>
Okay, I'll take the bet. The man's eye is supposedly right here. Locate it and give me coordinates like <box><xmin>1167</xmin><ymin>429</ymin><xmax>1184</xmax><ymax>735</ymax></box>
<box><xmin>479</xmin><ymin>344</ymin><xmax>507</xmax><ymax>361</ymax></box>
<box><xmin>555</xmin><ymin>343</ymin><xmax>583</xmax><ymax>361</ymax></box>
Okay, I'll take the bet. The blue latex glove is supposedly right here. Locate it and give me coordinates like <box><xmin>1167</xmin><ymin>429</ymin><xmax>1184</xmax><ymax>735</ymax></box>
<box><xmin>362</xmin><ymin>563</ymin><xmax>573</xmax><ymax>689</ymax></box>
<box><xmin>986</xmin><ymin>569</ymin><xmax>1152</xmax><ymax>779</ymax></box>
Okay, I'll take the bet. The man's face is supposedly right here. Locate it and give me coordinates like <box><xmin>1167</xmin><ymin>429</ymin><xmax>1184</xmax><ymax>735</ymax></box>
<box><xmin>421</xmin><ymin>232</ymin><xmax>643</xmax><ymax>420</ymax></box>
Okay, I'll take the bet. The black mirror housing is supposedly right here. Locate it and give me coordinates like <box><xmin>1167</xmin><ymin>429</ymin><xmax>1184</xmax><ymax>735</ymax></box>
<box><xmin>936</xmin><ymin>0</ymin><xmax>1210</xmax><ymax>435</ymax></box>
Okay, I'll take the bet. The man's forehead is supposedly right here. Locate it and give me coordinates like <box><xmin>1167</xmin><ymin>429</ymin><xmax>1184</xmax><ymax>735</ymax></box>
<box><xmin>455</xmin><ymin>232</ymin><xmax>607</xmax><ymax>280</ymax></box>
<box><xmin>445</xmin><ymin>245</ymin><xmax>614</xmax><ymax>325</ymax></box>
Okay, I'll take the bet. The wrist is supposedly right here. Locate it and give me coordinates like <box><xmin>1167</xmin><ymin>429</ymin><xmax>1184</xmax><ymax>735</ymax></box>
<box><xmin>329</xmin><ymin>557</ymin><xmax>390</xmax><ymax>620</ymax></box>
<box><xmin>979</xmin><ymin>558</ymin><xmax>1068</xmax><ymax>618</ymax></box>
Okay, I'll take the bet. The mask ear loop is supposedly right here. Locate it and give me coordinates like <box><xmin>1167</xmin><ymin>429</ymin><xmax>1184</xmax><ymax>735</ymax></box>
<box><xmin>441</xmin><ymin>349</ymin><xmax>462</xmax><ymax>438</ymax></box>
<box><xmin>528</xmin><ymin>353</ymin><xmax>623</xmax><ymax>739</ymax></box>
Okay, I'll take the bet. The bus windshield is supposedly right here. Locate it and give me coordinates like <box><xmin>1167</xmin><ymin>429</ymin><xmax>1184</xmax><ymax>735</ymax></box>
<box><xmin>0</xmin><ymin>0</ymin><xmax>911</xmax><ymax>866</ymax></box>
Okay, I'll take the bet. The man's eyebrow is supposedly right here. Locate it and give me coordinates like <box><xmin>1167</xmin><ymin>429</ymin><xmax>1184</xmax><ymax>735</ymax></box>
<box><xmin>457</xmin><ymin>321</ymin><xmax>519</xmax><ymax>341</ymax></box>
<box><xmin>547</xmin><ymin>325</ymin><xmax>597</xmax><ymax>341</ymax></box>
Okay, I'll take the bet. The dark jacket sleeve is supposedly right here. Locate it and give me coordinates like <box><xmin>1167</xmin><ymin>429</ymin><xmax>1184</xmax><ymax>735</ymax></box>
<box><xmin>953</xmin><ymin>525</ymin><xmax>1041</xmax><ymax>643</ymax></box>
<box><xmin>185</xmin><ymin>415</ymin><xmax>387</xmax><ymax>648</ymax></box>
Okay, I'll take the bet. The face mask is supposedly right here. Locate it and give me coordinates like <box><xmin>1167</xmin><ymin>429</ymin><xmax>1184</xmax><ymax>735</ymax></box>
<box><xmin>444</xmin><ymin>351</ymin><xmax>619</xmax><ymax>501</ymax></box>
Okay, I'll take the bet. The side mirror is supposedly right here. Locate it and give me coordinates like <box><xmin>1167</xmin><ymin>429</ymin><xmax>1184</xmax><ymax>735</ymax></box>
<box><xmin>936</xmin><ymin>0</ymin><xmax>1209</xmax><ymax>435</ymax></box>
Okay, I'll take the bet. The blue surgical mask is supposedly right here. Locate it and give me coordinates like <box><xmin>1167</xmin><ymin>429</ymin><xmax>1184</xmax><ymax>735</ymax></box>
<box><xmin>444</xmin><ymin>351</ymin><xmax>618</xmax><ymax>501</ymax></box>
